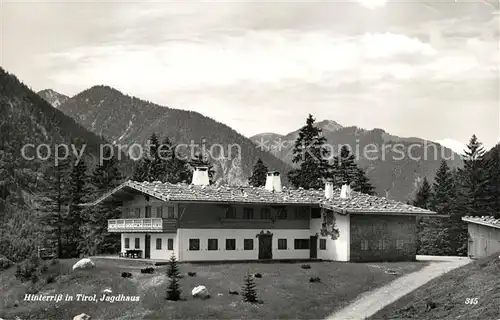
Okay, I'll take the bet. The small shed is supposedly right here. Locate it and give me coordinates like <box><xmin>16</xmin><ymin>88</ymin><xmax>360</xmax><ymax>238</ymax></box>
<box><xmin>462</xmin><ymin>216</ymin><xmax>500</xmax><ymax>259</ymax></box>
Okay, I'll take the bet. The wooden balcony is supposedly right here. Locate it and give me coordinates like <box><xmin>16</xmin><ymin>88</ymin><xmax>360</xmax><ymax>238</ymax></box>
<box><xmin>108</xmin><ymin>218</ymin><xmax>177</xmax><ymax>233</ymax></box>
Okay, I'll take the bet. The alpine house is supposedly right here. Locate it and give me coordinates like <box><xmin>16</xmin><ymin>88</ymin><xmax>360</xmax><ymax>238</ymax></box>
<box><xmin>88</xmin><ymin>167</ymin><xmax>439</xmax><ymax>262</ymax></box>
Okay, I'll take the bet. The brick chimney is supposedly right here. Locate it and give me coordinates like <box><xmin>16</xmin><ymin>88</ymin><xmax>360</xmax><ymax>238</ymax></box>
<box><xmin>340</xmin><ymin>184</ymin><xmax>351</xmax><ymax>199</ymax></box>
<box><xmin>192</xmin><ymin>167</ymin><xmax>210</xmax><ymax>186</ymax></box>
<box><xmin>265</xmin><ymin>171</ymin><xmax>282</xmax><ymax>192</ymax></box>
<box><xmin>325</xmin><ymin>181</ymin><xmax>334</xmax><ymax>199</ymax></box>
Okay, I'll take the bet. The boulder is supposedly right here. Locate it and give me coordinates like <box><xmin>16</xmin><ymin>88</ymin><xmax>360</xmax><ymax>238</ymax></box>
<box><xmin>102</xmin><ymin>288</ymin><xmax>112</xmax><ymax>294</ymax></box>
<box><xmin>191</xmin><ymin>285</ymin><xmax>210</xmax><ymax>299</ymax></box>
<box><xmin>72</xmin><ymin>258</ymin><xmax>95</xmax><ymax>271</ymax></box>
<box><xmin>73</xmin><ymin>314</ymin><xmax>91</xmax><ymax>320</ymax></box>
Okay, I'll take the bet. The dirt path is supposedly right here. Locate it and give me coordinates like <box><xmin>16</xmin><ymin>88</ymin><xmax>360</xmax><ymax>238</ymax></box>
<box><xmin>326</xmin><ymin>256</ymin><xmax>471</xmax><ymax>320</ymax></box>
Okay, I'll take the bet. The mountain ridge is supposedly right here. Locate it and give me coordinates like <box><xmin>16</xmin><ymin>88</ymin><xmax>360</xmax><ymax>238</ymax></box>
<box><xmin>37</xmin><ymin>89</ymin><xmax>70</xmax><ymax>109</ymax></box>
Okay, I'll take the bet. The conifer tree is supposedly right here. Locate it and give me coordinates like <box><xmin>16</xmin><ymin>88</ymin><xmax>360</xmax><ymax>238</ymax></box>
<box><xmin>456</xmin><ymin>135</ymin><xmax>490</xmax><ymax>217</ymax></box>
<box><xmin>165</xmin><ymin>253</ymin><xmax>182</xmax><ymax>301</ymax></box>
<box><xmin>66</xmin><ymin>158</ymin><xmax>91</xmax><ymax>258</ymax></box>
<box><xmin>412</xmin><ymin>177</ymin><xmax>432</xmax><ymax>209</ymax></box>
<box><xmin>288</xmin><ymin>114</ymin><xmax>333</xmax><ymax>189</ymax></box>
<box><xmin>332</xmin><ymin>145</ymin><xmax>357</xmax><ymax>186</ymax></box>
<box><xmin>249</xmin><ymin>158</ymin><xmax>268</xmax><ymax>187</ymax></box>
<box><xmin>353</xmin><ymin>167</ymin><xmax>376</xmax><ymax>195</ymax></box>
<box><xmin>241</xmin><ymin>273</ymin><xmax>258</xmax><ymax>303</ymax></box>
<box><xmin>485</xmin><ymin>144</ymin><xmax>500</xmax><ymax>218</ymax></box>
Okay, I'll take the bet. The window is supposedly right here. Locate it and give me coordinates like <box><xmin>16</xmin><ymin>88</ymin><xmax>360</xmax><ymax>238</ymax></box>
<box><xmin>208</xmin><ymin>239</ymin><xmax>218</xmax><ymax>251</ymax></box>
<box><xmin>243</xmin><ymin>208</ymin><xmax>254</xmax><ymax>219</ymax></box>
<box><xmin>360</xmin><ymin>240</ymin><xmax>369</xmax><ymax>251</ymax></box>
<box><xmin>189</xmin><ymin>239</ymin><xmax>200</xmax><ymax>251</ymax></box>
<box><xmin>277</xmin><ymin>208</ymin><xmax>287</xmax><ymax>219</ymax></box>
<box><xmin>244</xmin><ymin>239</ymin><xmax>254</xmax><ymax>250</ymax></box>
<box><xmin>261</xmin><ymin>208</ymin><xmax>271</xmax><ymax>219</ymax></box>
<box><xmin>145</xmin><ymin>206</ymin><xmax>152</xmax><ymax>218</ymax></box>
<box><xmin>226</xmin><ymin>239</ymin><xmax>236</xmax><ymax>250</ymax></box>
<box><xmin>168</xmin><ymin>238</ymin><xmax>174</xmax><ymax>250</ymax></box>
<box><xmin>294</xmin><ymin>207</ymin><xmax>309</xmax><ymax>219</ymax></box>
<box><xmin>123</xmin><ymin>207</ymin><xmax>129</xmax><ymax>218</ymax></box>
<box><xmin>377</xmin><ymin>240</ymin><xmax>383</xmax><ymax>250</ymax></box>
<box><xmin>278</xmin><ymin>239</ymin><xmax>287</xmax><ymax>250</ymax></box>
<box><xmin>125</xmin><ymin>238</ymin><xmax>130</xmax><ymax>249</ymax></box>
<box><xmin>166</xmin><ymin>206</ymin><xmax>175</xmax><ymax>219</ymax></box>
<box><xmin>226</xmin><ymin>207</ymin><xmax>236</xmax><ymax>219</ymax></box>
<box><xmin>135</xmin><ymin>207</ymin><xmax>141</xmax><ymax>218</ymax></box>
<box><xmin>294</xmin><ymin>239</ymin><xmax>310</xmax><ymax>250</ymax></box>
<box><xmin>156</xmin><ymin>238</ymin><xmax>162</xmax><ymax>250</ymax></box>
<box><xmin>311</xmin><ymin>208</ymin><xmax>321</xmax><ymax>219</ymax></box>
<box><xmin>155</xmin><ymin>207</ymin><xmax>163</xmax><ymax>218</ymax></box>
<box><xmin>134</xmin><ymin>238</ymin><xmax>140</xmax><ymax>249</ymax></box>
<box><xmin>319</xmin><ymin>239</ymin><xmax>326</xmax><ymax>250</ymax></box>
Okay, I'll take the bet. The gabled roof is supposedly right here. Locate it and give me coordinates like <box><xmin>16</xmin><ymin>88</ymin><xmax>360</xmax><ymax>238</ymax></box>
<box><xmin>462</xmin><ymin>216</ymin><xmax>500</xmax><ymax>230</ymax></box>
<box><xmin>87</xmin><ymin>180</ymin><xmax>436</xmax><ymax>216</ymax></box>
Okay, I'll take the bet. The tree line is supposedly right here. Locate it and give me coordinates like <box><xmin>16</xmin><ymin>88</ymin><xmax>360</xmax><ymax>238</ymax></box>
<box><xmin>412</xmin><ymin>135</ymin><xmax>499</xmax><ymax>256</ymax></box>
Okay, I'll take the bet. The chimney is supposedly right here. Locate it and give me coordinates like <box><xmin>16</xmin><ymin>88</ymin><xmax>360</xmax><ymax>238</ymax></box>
<box><xmin>265</xmin><ymin>171</ymin><xmax>282</xmax><ymax>192</ymax></box>
<box><xmin>340</xmin><ymin>184</ymin><xmax>351</xmax><ymax>199</ymax></box>
<box><xmin>325</xmin><ymin>181</ymin><xmax>334</xmax><ymax>199</ymax></box>
<box><xmin>192</xmin><ymin>167</ymin><xmax>210</xmax><ymax>186</ymax></box>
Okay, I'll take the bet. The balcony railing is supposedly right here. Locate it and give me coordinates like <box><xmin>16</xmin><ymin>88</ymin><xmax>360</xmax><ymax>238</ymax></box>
<box><xmin>108</xmin><ymin>218</ymin><xmax>177</xmax><ymax>232</ymax></box>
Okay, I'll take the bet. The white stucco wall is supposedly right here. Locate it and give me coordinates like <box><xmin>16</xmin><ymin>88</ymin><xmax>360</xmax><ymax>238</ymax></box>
<box><xmin>310</xmin><ymin>212</ymin><xmax>350</xmax><ymax>262</ymax></box>
<box><xmin>150</xmin><ymin>233</ymin><xmax>177</xmax><ymax>260</ymax></box>
<box><xmin>177</xmin><ymin>229</ymin><xmax>313</xmax><ymax>261</ymax></box>
<box><xmin>121</xmin><ymin>233</ymin><xmax>145</xmax><ymax>254</ymax></box>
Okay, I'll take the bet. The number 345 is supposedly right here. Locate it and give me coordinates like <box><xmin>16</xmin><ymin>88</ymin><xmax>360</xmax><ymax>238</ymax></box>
<box><xmin>465</xmin><ymin>298</ymin><xmax>479</xmax><ymax>305</ymax></box>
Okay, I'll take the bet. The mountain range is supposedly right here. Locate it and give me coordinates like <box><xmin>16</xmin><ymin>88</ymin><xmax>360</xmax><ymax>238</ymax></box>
<box><xmin>1</xmin><ymin>66</ymin><xmax>468</xmax><ymax>202</ymax></box>
<box><xmin>251</xmin><ymin>122</ymin><xmax>464</xmax><ymax>202</ymax></box>
<box><xmin>55</xmin><ymin>85</ymin><xmax>291</xmax><ymax>186</ymax></box>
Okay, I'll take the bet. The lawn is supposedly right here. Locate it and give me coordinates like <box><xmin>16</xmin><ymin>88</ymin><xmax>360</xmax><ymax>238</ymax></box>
<box><xmin>0</xmin><ymin>258</ymin><xmax>427</xmax><ymax>320</ymax></box>
<box><xmin>370</xmin><ymin>254</ymin><xmax>500</xmax><ymax>320</ymax></box>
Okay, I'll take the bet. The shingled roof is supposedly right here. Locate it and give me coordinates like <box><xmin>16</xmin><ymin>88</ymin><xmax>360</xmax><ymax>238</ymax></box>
<box><xmin>462</xmin><ymin>216</ymin><xmax>500</xmax><ymax>229</ymax></box>
<box><xmin>88</xmin><ymin>180</ymin><xmax>436</xmax><ymax>215</ymax></box>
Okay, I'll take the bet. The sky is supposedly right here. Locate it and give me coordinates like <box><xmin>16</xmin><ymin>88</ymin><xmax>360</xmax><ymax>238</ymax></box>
<box><xmin>1</xmin><ymin>0</ymin><xmax>499</xmax><ymax>149</ymax></box>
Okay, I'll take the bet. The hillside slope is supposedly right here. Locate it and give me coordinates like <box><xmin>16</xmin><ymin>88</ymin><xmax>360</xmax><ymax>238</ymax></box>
<box><xmin>37</xmin><ymin>89</ymin><xmax>69</xmax><ymax>108</ymax></box>
<box><xmin>58</xmin><ymin>86</ymin><xmax>291</xmax><ymax>185</ymax></box>
<box><xmin>251</xmin><ymin>124</ymin><xmax>463</xmax><ymax>202</ymax></box>
<box><xmin>370</xmin><ymin>254</ymin><xmax>500</xmax><ymax>320</ymax></box>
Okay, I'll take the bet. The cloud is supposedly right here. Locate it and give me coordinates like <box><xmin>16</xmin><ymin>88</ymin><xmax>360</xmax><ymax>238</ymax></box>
<box><xmin>357</xmin><ymin>0</ymin><xmax>389</xmax><ymax>10</ymax></box>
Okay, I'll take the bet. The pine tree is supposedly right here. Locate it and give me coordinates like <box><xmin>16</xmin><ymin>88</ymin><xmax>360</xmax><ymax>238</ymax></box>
<box><xmin>165</xmin><ymin>253</ymin><xmax>182</xmax><ymax>301</ymax></box>
<box><xmin>166</xmin><ymin>253</ymin><xmax>180</xmax><ymax>278</ymax></box>
<box><xmin>85</xmin><ymin>150</ymin><xmax>124</xmax><ymax>255</ymax></box>
<box><xmin>485</xmin><ymin>144</ymin><xmax>500</xmax><ymax>218</ymax></box>
<box><xmin>38</xmin><ymin>161</ymin><xmax>71</xmax><ymax>258</ymax></box>
<box><xmin>456</xmin><ymin>135</ymin><xmax>490</xmax><ymax>218</ymax></box>
<box><xmin>288</xmin><ymin>114</ymin><xmax>333</xmax><ymax>189</ymax></box>
<box><xmin>249</xmin><ymin>158</ymin><xmax>268</xmax><ymax>187</ymax></box>
<box><xmin>332</xmin><ymin>145</ymin><xmax>357</xmax><ymax>186</ymax></box>
<box><xmin>241</xmin><ymin>273</ymin><xmax>258</xmax><ymax>303</ymax></box>
<box><xmin>353</xmin><ymin>167</ymin><xmax>375</xmax><ymax>195</ymax></box>
<box><xmin>66</xmin><ymin>158</ymin><xmax>91</xmax><ymax>258</ymax></box>
<box><xmin>412</xmin><ymin>177</ymin><xmax>432</xmax><ymax>209</ymax></box>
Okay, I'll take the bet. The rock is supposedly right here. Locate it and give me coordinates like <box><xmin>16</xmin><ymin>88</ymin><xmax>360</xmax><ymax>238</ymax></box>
<box><xmin>72</xmin><ymin>258</ymin><xmax>95</xmax><ymax>271</ymax></box>
<box><xmin>73</xmin><ymin>314</ymin><xmax>91</xmax><ymax>320</ymax></box>
<box><xmin>121</xmin><ymin>272</ymin><xmax>132</xmax><ymax>278</ymax></box>
<box><xmin>385</xmin><ymin>269</ymin><xmax>398</xmax><ymax>275</ymax></box>
<box><xmin>191</xmin><ymin>285</ymin><xmax>210</xmax><ymax>299</ymax></box>
<box><xmin>102</xmin><ymin>288</ymin><xmax>112</xmax><ymax>294</ymax></box>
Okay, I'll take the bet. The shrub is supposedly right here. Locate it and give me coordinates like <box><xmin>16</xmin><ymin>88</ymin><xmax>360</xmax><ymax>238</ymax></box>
<box><xmin>0</xmin><ymin>256</ymin><xmax>13</xmax><ymax>270</ymax></box>
<box><xmin>309</xmin><ymin>277</ymin><xmax>321</xmax><ymax>283</ymax></box>
<box><xmin>187</xmin><ymin>271</ymin><xmax>196</xmax><ymax>277</ymax></box>
<box><xmin>254</xmin><ymin>273</ymin><xmax>262</xmax><ymax>278</ymax></box>
<box><xmin>242</xmin><ymin>273</ymin><xmax>258</xmax><ymax>303</ymax></box>
<box><xmin>301</xmin><ymin>264</ymin><xmax>311</xmax><ymax>269</ymax></box>
<box><xmin>140</xmin><ymin>267</ymin><xmax>155</xmax><ymax>274</ymax></box>
<box><xmin>15</xmin><ymin>256</ymin><xmax>42</xmax><ymax>282</ymax></box>
<box><xmin>165</xmin><ymin>253</ymin><xmax>182</xmax><ymax>301</ymax></box>
<box><xmin>121</xmin><ymin>272</ymin><xmax>132</xmax><ymax>278</ymax></box>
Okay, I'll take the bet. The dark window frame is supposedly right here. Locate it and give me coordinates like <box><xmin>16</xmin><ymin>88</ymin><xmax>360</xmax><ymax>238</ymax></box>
<box><xmin>244</xmin><ymin>239</ymin><xmax>254</xmax><ymax>250</ymax></box>
<box><xmin>311</xmin><ymin>207</ymin><xmax>321</xmax><ymax>219</ymax></box>
<box><xmin>156</xmin><ymin>238</ymin><xmax>162</xmax><ymax>250</ymax></box>
<box><xmin>260</xmin><ymin>207</ymin><xmax>271</xmax><ymax>219</ymax></box>
<box><xmin>278</xmin><ymin>239</ymin><xmax>287</xmax><ymax>250</ymax></box>
<box><xmin>125</xmin><ymin>238</ymin><xmax>130</xmax><ymax>249</ymax></box>
<box><xmin>226</xmin><ymin>207</ymin><xmax>236</xmax><ymax>219</ymax></box>
<box><xmin>167</xmin><ymin>238</ymin><xmax>174</xmax><ymax>250</ymax></box>
<box><xmin>319</xmin><ymin>238</ymin><xmax>326</xmax><ymax>250</ymax></box>
<box><xmin>294</xmin><ymin>239</ymin><xmax>310</xmax><ymax>250</ymax></box>
<box><xmin>226</xmin><ymin>238</ymin><xmax>236</xmax><ymax>250</ymax></box>
<box><xmin>134</xmin><ymin>238</ymin><xmax>140</xmax><ymax>249</ymax></box>
<box><xmin>208</xmin><ymin>238</ymin><xmax>218</xmax><ymax>251</ymax></box>
<box><xmin>189</xmin><ymin>239</ymin><xmax>200</xmax><ymax>251</ymax></box>
<box><xmin>243</xmin><ymin>207</ymin><xmax>254</xmax><ymax>219</ymax></box>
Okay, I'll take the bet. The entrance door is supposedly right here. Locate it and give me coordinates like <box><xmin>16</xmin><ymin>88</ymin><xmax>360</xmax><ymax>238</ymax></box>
<box><xmin>310</xmin><ymin>235</ymin><xmax>318</xmax><ymax>259</ymax></box>
<box><xmin>258</xmin><ymin>235</ymin><xmax>273</xmax><ymax>260</ymax></box>
<box><xmin>144</xmin><ymin>234</ymin><xmax>151</xmax><ymax>259</ymax></box>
